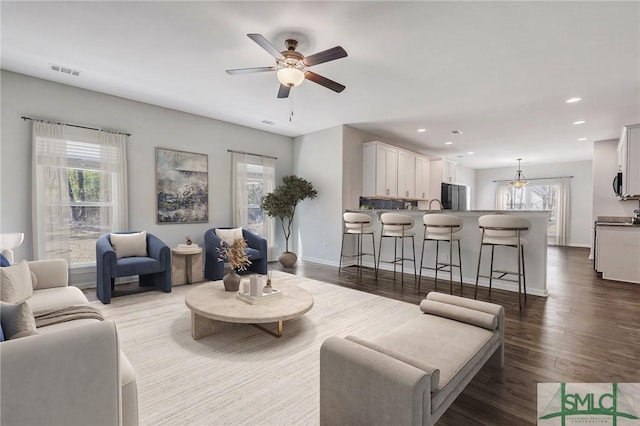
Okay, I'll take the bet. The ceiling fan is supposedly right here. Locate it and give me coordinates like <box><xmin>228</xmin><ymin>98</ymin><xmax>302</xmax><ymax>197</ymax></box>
<box><xmin>226</xmin><ymin>34</ymin><xmax>347</xmax><ymax>99</ymax></box>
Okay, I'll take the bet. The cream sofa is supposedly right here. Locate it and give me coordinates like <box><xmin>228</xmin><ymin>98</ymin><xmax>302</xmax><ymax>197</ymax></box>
<box><xmin>0</xmin><ymin>259</ymin><xmax>138</xmax><ymax>426</ymax></box>
<box><xmin>320</xmin><ymin>292</ymin><xmax>504</xmax><ymax>426</ymax></box>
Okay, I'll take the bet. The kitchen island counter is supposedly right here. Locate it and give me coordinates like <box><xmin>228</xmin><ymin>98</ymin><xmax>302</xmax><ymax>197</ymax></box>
<box><xmin>345</xmin><ymin>209</ymin><xmax>549</xmax><ymax>297</ymax></box>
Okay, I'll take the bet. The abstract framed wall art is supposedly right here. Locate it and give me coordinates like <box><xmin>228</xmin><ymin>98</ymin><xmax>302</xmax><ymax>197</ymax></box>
<box><xmin>155</xmin><ymin>147</ymin><xmax>209</xmax><ymax>223</ymax></box>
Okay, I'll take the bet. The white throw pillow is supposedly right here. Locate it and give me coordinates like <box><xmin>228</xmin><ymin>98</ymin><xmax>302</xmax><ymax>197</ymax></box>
<box><xmin>215</xmin><ymin>228</ymin><xmax>243</xmax><ymax>245</ymax></box>
<box><xmin>0</xmin><ymin>261</ymin><xmax>34</xmax><ymax>303</ymax></box>
<box><xmin>110</xmin><ymin>231</ymin><xmax>148</xmax><ymax>259</ymax></box>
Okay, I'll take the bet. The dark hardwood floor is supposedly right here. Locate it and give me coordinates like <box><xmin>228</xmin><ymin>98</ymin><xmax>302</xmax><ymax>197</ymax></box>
<box><xmin>271</xmin><ymin>246</ymin><xmax>640</xmax><ymax>425</ymax></box>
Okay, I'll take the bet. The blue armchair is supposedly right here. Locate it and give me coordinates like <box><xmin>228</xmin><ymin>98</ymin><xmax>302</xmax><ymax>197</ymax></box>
<box><xmin>204</xmin><ymin>228</ymin><xmax>268</xmax><ymax>280</ymax></box>
<box><xmin>96</xmin><ymin>231</ymin><xmax>171</xmax><ymax>304</ymax></box>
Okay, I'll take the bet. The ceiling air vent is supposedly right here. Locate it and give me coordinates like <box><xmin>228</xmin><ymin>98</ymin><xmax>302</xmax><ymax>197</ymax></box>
<box><xmin>261</xmin><ymin>120</ymin><xmax>275</xmax><ymax>125</ymax></box>
<box><xmin>49</xmin><ymin>63</ymin><xmax>80</xmax><ymax>77</ymax></box>
<box><xmin>451</xmin><ymin>129</ymin><xmax>463</xmax><ymax>135</ymax></box>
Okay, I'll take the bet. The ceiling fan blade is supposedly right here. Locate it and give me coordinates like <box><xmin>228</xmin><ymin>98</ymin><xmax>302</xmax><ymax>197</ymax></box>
<box><xmin>277</xmin><ymin>84</ymin><xmax>291</xmax><ymax>99</ymax></box>
<box><xmin>247</xmin><ymin>34</ymin><xmax>285</xmax><ymax>60</ymax></box>
<box><xmin>305</xmin><ymin>71</ymin><xmax>346</xmax><ymax>93</ymax></box>
<box><xmin>225</xmin><ymin>67</ymin><xmax>277</xmax><ymax>75</ymax></box>
<box><xmin>303</xmin><ymin>46</ymin><xmax>347</xmax><ymax>67</ymax></box>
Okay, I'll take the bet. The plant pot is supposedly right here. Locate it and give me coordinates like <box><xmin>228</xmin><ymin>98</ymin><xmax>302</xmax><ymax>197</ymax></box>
<box><xmin>223</xmin><ymin>270</ymin><xmax>241</xmax><ymax>292</ymax></box>
<box><xmin>279</xmin><ymin>251</ymin><xmax>297</xmax><ymax>268</ymax></box>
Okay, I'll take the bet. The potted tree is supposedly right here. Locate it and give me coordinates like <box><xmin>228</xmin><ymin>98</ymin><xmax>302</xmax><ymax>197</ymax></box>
<box><xmin>261</xmin><ymin>175</ymin><xmax>317</xmax><ymax>267</ymax></box>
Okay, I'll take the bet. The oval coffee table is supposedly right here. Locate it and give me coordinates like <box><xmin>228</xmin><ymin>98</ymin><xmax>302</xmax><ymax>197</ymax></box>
<box><xmin>185</xmin><ymin>279</ymin><xmax>314</xmax><ymax>339</ymax></box>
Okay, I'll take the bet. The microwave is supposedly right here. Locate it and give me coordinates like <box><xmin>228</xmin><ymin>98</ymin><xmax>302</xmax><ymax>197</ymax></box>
<box><xmin>613</xmin><ymin>172</ymin><xmax>623</xmax><ymax>197</ymax></box>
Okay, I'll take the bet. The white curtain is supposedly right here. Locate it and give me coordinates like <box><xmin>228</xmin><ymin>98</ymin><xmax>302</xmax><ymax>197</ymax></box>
<box><xmin>32</xmin><ymin>121</ymin><xmax>70</xmax><ymax>261</ymax></box>
<box><xmin>33</xmin><ymin>121</ymin><xmax>128</xmax><ymax>262</ymax></box>
<box><xmin>262</xmin><ymin>157</ymin><xmax>276</xmax><ymax>260</ymax></box>
<box><xmin>99</xmin><ymin>131</ymin><xmax>129</xmax><ymax>231</ymax></box>
<box><xmin>555</xmin><ymin>177</ymin><xmax>570</xmax><ymax>246</ymax></box>
<box><xmin>232</xmin><ymin>152</ymin><xmax>249</xmax><ymax>227</ymax></box>
<box><xmin>231</xmin><ymin>152</ymin><xmax>277</xmax><ymax>260</ymax></box>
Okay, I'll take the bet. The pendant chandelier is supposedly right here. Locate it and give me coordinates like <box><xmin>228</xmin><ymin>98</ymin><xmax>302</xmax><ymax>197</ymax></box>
<box><xmin>509</xmin><ymin>158</ymin><xmax>528</xmax><ymax>188</ymax></box>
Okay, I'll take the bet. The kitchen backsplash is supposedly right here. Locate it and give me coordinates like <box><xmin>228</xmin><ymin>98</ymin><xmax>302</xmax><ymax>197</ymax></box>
<box><xmin>359</xmin><ymin>197</ymin><xmax>418</xmax><ymax>210</ymax></box>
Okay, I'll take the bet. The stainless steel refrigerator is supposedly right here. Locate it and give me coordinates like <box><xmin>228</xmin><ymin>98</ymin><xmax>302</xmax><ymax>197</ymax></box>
<box><xmin>441</xmin><ymin>183</ymin><xmax>468</xmax><ymax>211</ymax></box>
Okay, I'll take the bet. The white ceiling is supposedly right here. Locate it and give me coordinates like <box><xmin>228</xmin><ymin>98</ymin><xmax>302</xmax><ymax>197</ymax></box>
<box><xmin>2</xmin><ymin>1</ymin><xmax>639</xmax><ymax>169</ymax></box>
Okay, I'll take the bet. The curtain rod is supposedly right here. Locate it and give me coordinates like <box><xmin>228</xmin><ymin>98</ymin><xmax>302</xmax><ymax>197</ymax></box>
<box><xmin>493</xmin><ymin>176</ymin><xmax>574</xmax><ymax>183</ymax></box>
<box><xmin>21</xmin><ymin>116</ymin><xmax>131</xmax><ymax>136</ymax></box>
<box><xmin>227</xmin><ymin>149</ymin><xmax>277</xmax><ymax>160</ymax></box>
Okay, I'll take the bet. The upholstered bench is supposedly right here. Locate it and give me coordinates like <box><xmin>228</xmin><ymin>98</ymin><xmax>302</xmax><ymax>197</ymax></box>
<box><xmin>320</xmin><ymin>292</ymin><xmax>504</xmax><ymax>426</ymax></box>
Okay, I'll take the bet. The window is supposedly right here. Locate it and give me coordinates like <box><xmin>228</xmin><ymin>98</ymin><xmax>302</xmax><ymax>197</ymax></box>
<box><xmin>495</xmin><ymin>177</ymin><xmax>570</xmax><ymax>245</ymax></box>
<box><xmin>33</xmin><ymin>122</ymin><xmax>128</xmax><ymax>265</ymax></box>
<box><xmin>231</xmin><ymin>152</ymin><xmax>276</xmax><ymax>259</ymax></box>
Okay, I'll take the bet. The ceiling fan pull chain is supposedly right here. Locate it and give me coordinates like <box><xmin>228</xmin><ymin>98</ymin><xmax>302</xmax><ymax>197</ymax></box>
<box><xmin>289</xmin><ymin>91</ymin><xmax>294</xmax><ymax>122</ymax></box>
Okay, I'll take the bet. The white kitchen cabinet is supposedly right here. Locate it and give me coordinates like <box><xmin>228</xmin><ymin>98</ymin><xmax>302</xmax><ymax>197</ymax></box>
<box><xmin>397</xmin><ymin>149</ymin><xmax>416</xmax><ymax>199</ymax></box>
<box><xmin>596</xmin><ymin>225</ymin><xmax>640</xmax><ymax>284</ymax></box>
<box><xmin>429</xmin><ymin>158</ymin><xmax>457</xmax><ymax>201</ymax></box>
<box><xmin>415</xmin><ymin>155</ymin><xmax>431</xmax><ymax>200</ymax></box>
<box><xmin>362</xmin><ymin>142</ymin><xmax>398</xmax><ymax>197</ymax></box>
<box><xmin>617</xmin><ymin>124</ymin><xmax>640</xmax><ymax>199</ymax></box>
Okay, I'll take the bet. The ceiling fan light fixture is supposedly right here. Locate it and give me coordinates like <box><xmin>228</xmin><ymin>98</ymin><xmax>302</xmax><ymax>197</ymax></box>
<box><xmin>509</xmin><ymin>158</ymin><xmax>528</xmax><ymax>188</ymax></box>
<box><xmin>277</xmin><ymin>67</ymin><xmax>305</xmax><ymax>87</ymax></box>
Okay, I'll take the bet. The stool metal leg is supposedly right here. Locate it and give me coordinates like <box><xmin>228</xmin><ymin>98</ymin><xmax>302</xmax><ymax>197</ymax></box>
<box><xmin>521</xmin><ymin>244</ymin><xmax>527</xmax><ymax>302</ymax></box>
<box><xmin>474</xmin><ymin>229</ymin><xmax>485</xmax><ymax>299</ymax></box>
<box><xmin>339</xmin><ymin>231</ymin><xmax>346</xmax><ymax>273</ymax></box>
<box><xmin>370</xmin><ymin>233</ymin><xmax>378</xmax><ymax>276</ymax></box>
<box><xmin>418</xmin><ymin>227</ymin><xmax>427</xmax><ymax>290</ymax></box>
<box><xmin>434</xmin><ymin>240</ymin><xmax>440</xmax><ymax>290</ymax></box>
<box><xmin>410</xmin><ymin>235</ymin><xmax>417</xmax><ymax>286</ymax></box>
<box><xmin>489</xmin><ymin>245</ymin><xmax>495</xmax><ymax>295</ymax></box>
<box><xmin>457</xmin><ymin>239</ymin><xmax>463</xmax><ymax>296</ymax></box>
<box><xmin>449</xmin><ymin>228</ymin><xmax>454</xmax><ymax>295</ymax></box>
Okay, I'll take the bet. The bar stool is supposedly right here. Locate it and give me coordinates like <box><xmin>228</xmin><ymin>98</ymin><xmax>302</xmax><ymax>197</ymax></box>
<box><xmin>474</xmin><ymin>214</ymin><xmax>530</xmax><ymax>310</ymax></box>
<box><xmin>377</xmin><ymin>213</ymin><xmax>417</xmax><ymax>286</ymax></box>
<box><xmin>339</xmin><ymin>212</ymin><xmax>377</xmax><ymax>275</ymax></box>
<box><xmin>418</xmin><ymin>214</ymin><xmax>464</xmax><ymax>295</ymax></box>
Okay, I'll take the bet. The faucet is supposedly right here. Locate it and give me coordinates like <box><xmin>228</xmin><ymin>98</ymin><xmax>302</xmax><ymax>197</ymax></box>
<box><xmin>429</xmin><ymin>199</ymin><xmax>443</xmax><ymax>210</ymax></box>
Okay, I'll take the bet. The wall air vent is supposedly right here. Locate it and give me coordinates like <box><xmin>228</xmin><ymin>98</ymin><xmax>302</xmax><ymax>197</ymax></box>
<box><xmin>49</xmin><ymin>63</ymin><xmax>80</xmax><ymax>77</ymax></box>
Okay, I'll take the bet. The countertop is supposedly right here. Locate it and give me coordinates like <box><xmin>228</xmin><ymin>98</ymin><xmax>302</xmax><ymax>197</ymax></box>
<box><xmin>347</xmin><ymin>209</ymin><xmax>551</xmax><ymax>214</ymax></box>
<box><xmin>595</xmin><ymin>216</ymin><xmax>640</xmax><ymax>227</ymax></box>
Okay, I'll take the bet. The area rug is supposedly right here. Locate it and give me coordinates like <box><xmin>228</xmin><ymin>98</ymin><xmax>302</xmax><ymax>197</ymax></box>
<box><xmin>95</xmin><ymin>271</ymin><xmax>419</xmax><ymax>425</ymax></box>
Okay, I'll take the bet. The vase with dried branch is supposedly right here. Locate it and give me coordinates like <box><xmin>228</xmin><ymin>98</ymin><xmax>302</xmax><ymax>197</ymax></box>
<box><xmin>218</xmin><ymin>238</ymin><xmax>252</xmax><ymax>291</ymax></box>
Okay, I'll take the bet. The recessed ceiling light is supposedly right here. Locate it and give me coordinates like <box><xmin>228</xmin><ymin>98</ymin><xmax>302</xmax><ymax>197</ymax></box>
<box><xmin>578</xmin><ymin>137</ymin><xmax>588</xmax><ymax>141</ymax></box>
<box><xmin>445</xmin><ymin>141</ymin><xmax>453</xmax><ymax>145</ymax></box>
<box><xmin>467</xmin><ymin>151</ymin><xmax>474</xmax><ymax>155</ymax></box>
<box><xmin>417</xmin><ymin>128</ymin><xmax>426</xmax><ymax>133</ymax></box>
<box><xmin>566</xmin><ymin>97</ymin><xmax>582</xmax><ymax>103</ymax></box>
<box><xmin>573</xmin><ymin>120</ymin><xmax>586</xmax><ymax>125</ymax></box>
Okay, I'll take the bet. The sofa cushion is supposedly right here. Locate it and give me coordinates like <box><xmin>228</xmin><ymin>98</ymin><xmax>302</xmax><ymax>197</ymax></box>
<box><xmin>110</xmin><ymin>231</ymin><xmax>147</xmax><ymax>259</ymax></box>
<box><xmin>346</xmin><ymin>335</ymin><xmax>440</xmax><ymax>391</ymax></box>
<box><xmin>115</xmin><ymin>257</ymin><xmax>164</xmax><ymax>277</ymax></box>
<box><xmin>372</xmin><ymin>314</ymin><xmax>500</xmax><ymax>412</ymax></box>
<box><xmin>0</xmin><ymin>253</ymin><xmax>10</xmax><ymax>267</ymax></box>
<box><xmin>0</xmin><ymin>261</ymin><xmax>34</xmax><ymax>303</ymax></box>
<box><xmin>215</xmin><ymin>227</ymin><xmax>243</xmax><ymax>245</ymax></box>
<box><xmin>420</xmin><ymin>300</ymin><xmax>498</xmax><ymax>331</ymax></box>
<box><xmin>0</xmin><ymin>301</ymin><xmax>37</xmax><ymax>339</ymax></box>
<box><xmin>26</xmin><ymin>286</ymin><xmax>89</xmax><ymax>314</ymax></box>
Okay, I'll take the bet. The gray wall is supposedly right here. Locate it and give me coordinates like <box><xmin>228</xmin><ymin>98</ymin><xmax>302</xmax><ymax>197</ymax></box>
<box><xmin>1</xmin><ymin>71</ymin><xmax>294</xmax><ymax>283</ymax></box>
<box><xmin>475</xmin><ymin>160</ymin><xmax>593</xmax><ymax>247</ymax></box>
<box><xmin>292</xmin><ymin>126</ymin><xmax>343</xmax><ymax>265</ymax></box>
